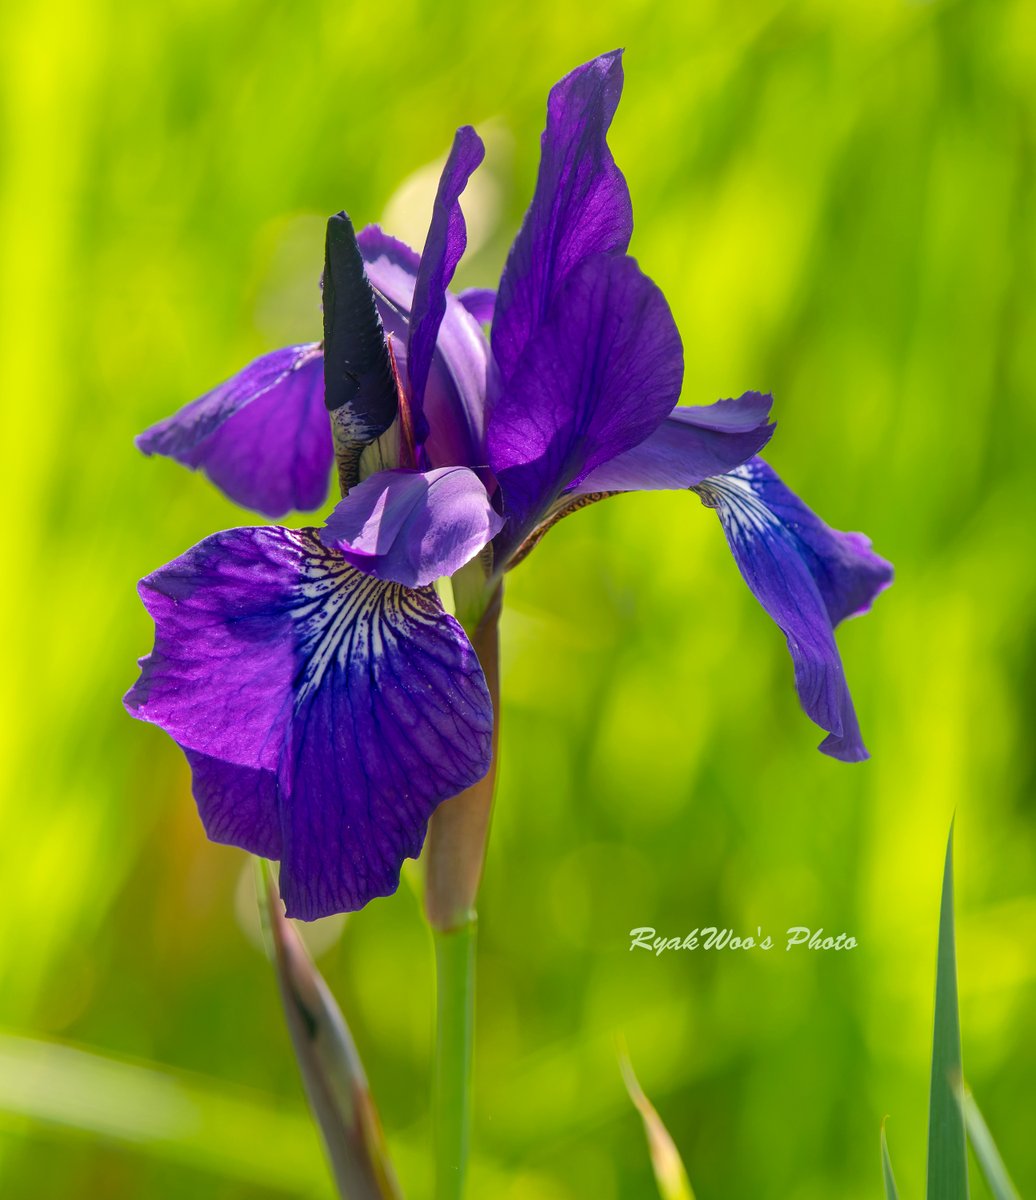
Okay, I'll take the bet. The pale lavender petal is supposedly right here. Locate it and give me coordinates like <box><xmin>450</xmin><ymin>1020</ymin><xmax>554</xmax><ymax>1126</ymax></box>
<box><xmin>458</xmin><ymin>287</ymin><xmax>496</xmax><ymax>325</ymax></box>
<box><xmin>136</xmin><ymin>344</ymin><xmax>332</xmax><ymax>517</ymax></box>
<box><xmin>407</xmin><ymin>127</ymin><xmax>485</xmax><ymax>438</ymax></box>
<box><xmin>570</xmin><ymin>393</ymin><xmax>775</xmax><ymax>494</ymax></box>
<box><xmin>125</xmin><ymin>527</ymin><xmax>493</xmax><ymax>917</ymax></box>
<box><xmin>695</xmin><ymin>459</ymin><xmax>893</xmax><ymax>761</ymax></box>
<box><xmin>358</xmin><ymin>225</ymin><xmax>490</xmax><ymax>469</ymax></box>
<box><xmin>489</xmin><ymin>253</ymin><xmax>683</xmax><ymax>560</ymax></box>
<box><xmin>492</xmin><ymin>50</ymin><xmax>632</xmax><ymax>386</ymax></box>
<box><xmin>357</xmin><ymin>226</ymin><xmax>421</xmax><ymax>303</ymax></box>
<box><xmin>319</xmin><ymin>467</ymin><xmax>502</xmax><ymax>587</ymax></box>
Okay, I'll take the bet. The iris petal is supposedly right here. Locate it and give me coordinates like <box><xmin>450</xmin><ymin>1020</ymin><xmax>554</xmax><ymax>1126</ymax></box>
<box><xmin>407</xmin><ymin>126</ymin><xmax>485</xmax><ymax>440</ymax></box>
<box><xmin>320</xmin><ymin>466</ymin><xmax>502</xmax><ymax>587</ymax></box>
<box><xmin>570</xmin><ymin>394</ymin><xmax>775</xmax><ymax>494</ymax></box>
<box><xmin>458</xmin><ymin>287</ymin><xmax>496</xmax><ymax>325</ymax></box>
<box><xmin>694</xmin><ymin>459</ymin><xmax>893</xmax><ymax>761</ymax></box>
<box><xmin>489</xmin><ymin>252</ymin><xmax>683</xmax><ymax>561</ymax></box>
<box><xmin>492</xmin><ymin>49</ymin><xmax>632</xmax><ymax>386</ymax></box>
<box><xmin>125</xmin><ymin>527</ymin><xmax>493</xmax><ymax>917</ymax></box>
<box><xmin>358</xmin><ymin>225</ymin><xmax>490</xmax><ymax>469</ymax></box>
<box><xmin>136</xmin><ymin>344</ymin><xmax>332</xmax><ymax>518</ymax></box>
<box><xmin>183</xmin><ymin>750</ymin><xmax>282</xmax><ymax>860</ymax></box>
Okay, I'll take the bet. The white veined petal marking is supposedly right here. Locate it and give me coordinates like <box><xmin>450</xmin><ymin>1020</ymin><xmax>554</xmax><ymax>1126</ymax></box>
<box><xmin>284</xmin><ymin>530</ymin><xmax>442</xmax><ymax>708</ymax></box>
<box><xmin>693</xmin><ymin>462</ymin><xmax>779</xmax><ymax>544</ymax></box>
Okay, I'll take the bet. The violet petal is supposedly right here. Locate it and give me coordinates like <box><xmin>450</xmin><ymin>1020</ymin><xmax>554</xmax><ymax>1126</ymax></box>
<box><xmin>320</xmin><ymin>466</ymin><xmax>502</xmax><ymax>588</ymax></box>
<box><xmin>359</xmin><ymin>225</ymin><xmax>490</xmax><ymax>470</ymax></box>
<box><xmin>136</xmin><ymin>344</ymin><xmax>332</xmax><ymax>518</ymax></box>
<box><xmin>125</xmin><ymin>527</ymin><xmax>493</xmax><ymax>917</ymax></box>
<box><xmin>492</xmin><ymin>50</ymin><xmax>632</xmax><ymax>386</ymax></box>
<box><xmin>407</xmin><ymin>127</ymin><xmax>485</xmax><ymax>442</ymax></box>
<box><xmin>489</xmin><ymin>252</ymin><xmax>683</xmax><ymax>560</ymax></box>
<box><xmin>695</xmin><ymin>458</ymin><xmax>893</xmax><ymax>761</ymax></box>
<box><xmin>571</xmin><ymin>393</ymin><xmax>775</xmax><ymax>494</ymax></box>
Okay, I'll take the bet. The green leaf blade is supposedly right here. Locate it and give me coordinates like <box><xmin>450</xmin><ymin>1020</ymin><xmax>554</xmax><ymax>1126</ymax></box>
<box><xmin>925</xmin><ymin>820</ymin><xmax>969</xmax><ymax>1200</ymax></box>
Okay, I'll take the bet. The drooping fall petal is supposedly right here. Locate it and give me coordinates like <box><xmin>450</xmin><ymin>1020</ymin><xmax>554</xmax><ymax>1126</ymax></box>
<box><xmin>125</xmin><ymin>527</ymin><xmax>493</xmax><ymax>917</ymax></box>
<box><xmin>694</xmin><ymin>458</ymin><xmax>892</xmax><ymax>760</ymax></box>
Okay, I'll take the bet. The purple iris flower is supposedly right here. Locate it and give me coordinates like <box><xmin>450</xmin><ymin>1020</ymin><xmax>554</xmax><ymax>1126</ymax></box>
<box><xmin>126</xmin><ymin>51</ymin><xmax>892</xmax><ymax>920</ymax></box>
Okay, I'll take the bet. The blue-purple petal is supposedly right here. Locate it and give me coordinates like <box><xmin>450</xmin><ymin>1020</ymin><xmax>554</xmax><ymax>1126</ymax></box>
<box><xmin>570</xmin><ymin>393</ymin><xmax>775</xmax><ymax>494</ymax></box>
<box><xmin>136</xmin><ymin>344</ymin><xmax>332</xmax><ymax>517</ymax></box>
<box><xmin>184</xmin><ymin>750</ymin><xmax>282</xmax><ymax>860</ymax></box>
<box><xmin>695</xmin><ymin>459</ymin><xmax>893</xmax><ymax>761</ymax></box>
<box><xmin>489</xmin><ymin>253</ymin><xmax>683</xmax><ymax>560</ymax></box>
<box><xmin>279</xmin><ymin>567</ymin><xmax>492</xmax><ymax>918</ymax></box>
<box><xmin>320</xmin><ymin>467</ymin><xmax>502</xmax><ymax>587</ymax></box>
<box><xmin>491</xmin><ymin>50</ymin><xmax>632</xmax><ymax>386</ymax></box>
<box><xmin>125</xmin><ymin>527</ymin><xmax>493</xmax><ymax>917</ymax></box>
<box><xmin>407</xmin><ymin>127</ymin><xmax>485</xmax><ymax>441</ymax></box>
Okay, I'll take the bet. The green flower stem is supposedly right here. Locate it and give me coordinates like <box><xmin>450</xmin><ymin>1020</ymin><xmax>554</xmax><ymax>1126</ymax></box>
<box><xmin>425</xmin><ymin>581</ymin><xmax>501</xmax><ymax>1198</ymax></box>
<box><xmin>432</xmin><ymin>920</ymin><xmax>477</xmax><ymax>1200</ymax></box>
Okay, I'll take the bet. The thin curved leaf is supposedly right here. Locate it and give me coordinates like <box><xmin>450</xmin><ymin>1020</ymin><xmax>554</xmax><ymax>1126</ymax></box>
<box><xmin>619</xmin><ymin>1041</ymin><xmax>695</xmax><ymax>1200</ymax></box>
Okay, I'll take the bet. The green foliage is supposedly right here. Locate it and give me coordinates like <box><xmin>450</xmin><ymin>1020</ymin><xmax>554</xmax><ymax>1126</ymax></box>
<box><xmin>883</xmin><ymin>824</ymin><xmax>1022</xmax><ymax>1200</ymax></box>
<box><xmin>927</xmin><ymin>824</ymin><xmax>968</xmax><ymax>1200</ymax></box>
<box><xmin>1</xmin><ymin>0</ymin><xmax>1033</xmax><ymax>1197</ymax></box>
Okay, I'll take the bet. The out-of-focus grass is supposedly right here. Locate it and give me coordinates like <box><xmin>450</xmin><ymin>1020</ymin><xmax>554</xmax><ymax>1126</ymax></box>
<box><xmin>1</xmin><ymin>0</ymin><xmax>1034</xmax><ymax>1197</ymax></box>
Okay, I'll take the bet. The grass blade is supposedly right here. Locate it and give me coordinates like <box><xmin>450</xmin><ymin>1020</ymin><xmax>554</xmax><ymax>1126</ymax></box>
<box><xmin>957</xmin><ymin>1085</ymin><xmax>1021</xmax><ymax>1200</ymax></box>
<box><xmin>881</xmin><ymin>1120</ymin><xmax>900</xmax><ymax>1200</ymax></box>
<box><xmin>925</xmin><ymin>819</ymin><xmax>969</xmax><ymax>1200</ymax></box>
<box><xmin>618</xmin><ymin>1042</ymin><xmax>696</xmax><ymax>1200</ymax></box>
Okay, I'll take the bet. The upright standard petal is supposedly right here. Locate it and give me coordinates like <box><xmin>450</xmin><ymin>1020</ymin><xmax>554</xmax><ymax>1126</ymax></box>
<box><xmin>570</xmin><ymin>393</ymin><xmax>775</xmax><ymax>494</ymax></box>
<box><xmin>320</xmin><ymin>466</ymin><xmax>502</xmax><ymax>588</ymax></box>
<box><xmin>488</xmin><ymin>253</ymin><xmax>683</xmax><ymax>561</ymax></box>
<box><xmin>136</xmin><ymin>344</ymin><xmax>332</xmax><ymax>518</ymax></box>
<box><xmin>358</xmin><ymin>225</ymin><xmax>491</xmax><ymax>470</ymax></box>
<box><xmin>407</xmin><ymin>126</ymin><xmax>485</xmax><ymax>441</ymax></box>
<box><xmin>694</xmin><ymin>459</ymin><xmax>893</xmax><ymax>761</ymax></box>
<box><xmin>492</xmin><ymin>50</ymin><xmax>632</xmax><ymax>386</ymax></box>
<box><xmin>323</xmin><ymin>213</ymin><xmax>400</xmax><ymax>492</ymax></box>
<box><xmin>125</xmin><ymin>527</ymin><xmax>494</xmax><ymax>917</ymax></box>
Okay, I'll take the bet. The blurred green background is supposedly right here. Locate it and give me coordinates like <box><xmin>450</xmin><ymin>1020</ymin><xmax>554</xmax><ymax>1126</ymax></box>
<box><xmin>1</xmin><ymin>0</ymin><xmax>1034</xmax><ymax>1196</ymax></box>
